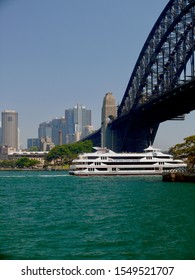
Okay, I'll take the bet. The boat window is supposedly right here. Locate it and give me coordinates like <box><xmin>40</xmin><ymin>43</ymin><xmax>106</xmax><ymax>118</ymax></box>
<box><xmin>106</xmin><ymin>162</ymin><xmax>157</xmax><ymax>165</ymax></box>
<box><xmin>96</xmin><ymin>168</ymin><xmax>107</xmax><ymax>171</ymax></box>
<box><xmin>101</xmin><ymin>157</ymin><xmax>107</xmax><ymax>160</ymax></box>
<box><xmin>88</xmin><ymin>168</ymin><xmax>95</xmax><ymax>171</ymax></box>
<box><xmin>119</xmin><ymin>167</ymin><xmax>156</xmax><ymax>171</ymax></box>
<box><xmin>88</xmin><ymin>156</ymin><xmax>99</xmax><ymax>159</ymax></box>
<box><xmin>110</xmin><ymin>156</ymin><xmax>141</xmax><ymax>160</ymax></box>
<box><xmin>157</xmin><ymin>156</ymin><xmax>171</xmax><ymax>159</ymax></box>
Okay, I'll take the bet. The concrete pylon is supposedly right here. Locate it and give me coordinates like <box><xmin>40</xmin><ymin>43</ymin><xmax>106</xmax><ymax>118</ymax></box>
<box><xmin>101</xmin><ymin>92</ymin><xmax>116</xmax><ymax>148</ymax></box>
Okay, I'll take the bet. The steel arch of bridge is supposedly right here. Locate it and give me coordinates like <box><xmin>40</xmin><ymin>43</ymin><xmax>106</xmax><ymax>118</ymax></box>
<box><xmin>118</xmin><ymin>0</ymin><xmax>195</xmax><ymax>117</ymax></box>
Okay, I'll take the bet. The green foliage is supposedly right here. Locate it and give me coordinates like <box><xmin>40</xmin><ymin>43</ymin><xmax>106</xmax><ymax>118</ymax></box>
<box><xmin>28</xmin><ymin>146</ymin><xmax>39</xmax><ymax>151</ymax></box>
<box><xmin>0</xmin><ymin>157</ymin><xmax>40</xmax><ymax>169</ymax></box>
<box><xmin>45</xmin><ymin>140</ymin><xmax>93</xmax><ymax>165</ymax></box>
<box><xmin>45</xmin><ymin>145</ymin><xmax>71</xmax><ymax>165</ymax></box>
<box><xmin>169</xmin><ymin>135</ymin><xmax>195</xmax><ymax>169</ymax></box>
<box><xmin>15</xmin><ymin>157</ymin><xmax>40</xmax><ymax>168</ymax></box>
<box><xmin>0</xmin><ymin>160</ymin><xmax>16</xmax><ymax>168</ymax></box>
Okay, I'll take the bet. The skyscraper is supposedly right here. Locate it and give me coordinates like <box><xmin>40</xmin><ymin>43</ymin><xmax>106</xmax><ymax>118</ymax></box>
<box><xmin>38</xmin><ymin>118</ymin><xmax>66</xmax><ymax>148</ymax></box>
<box><xmin>38</xmin><ymin>121</ymin><xmax>52</xmax><ymax>139</ymax></box>
<box><xmin>51</xmin><ymin>117</ymin><xmax>66</xmax><ymax>145</ymax></box>
<box><xmin>65</xmin><ymin>104</ymin><xmax>92</xmax><ymax>143</ymax></box>
<box><xmin>1</xmin><ymin>110</ymin><xmax>19</xmax><ymax>150</ymax></box>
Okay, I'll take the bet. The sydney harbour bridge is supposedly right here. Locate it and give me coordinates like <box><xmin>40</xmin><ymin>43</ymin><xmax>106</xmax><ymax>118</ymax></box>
<box><xmin>84</xmin><ymin>0</ymin><xmax>195</xmax><ymax>152</ymax></box>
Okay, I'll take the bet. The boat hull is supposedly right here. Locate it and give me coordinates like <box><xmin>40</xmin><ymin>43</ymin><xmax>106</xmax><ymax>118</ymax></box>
<box><xmin>69</xmin><ymin>170</ymin><xmax>164</xmax><ymax>176</ymax></box>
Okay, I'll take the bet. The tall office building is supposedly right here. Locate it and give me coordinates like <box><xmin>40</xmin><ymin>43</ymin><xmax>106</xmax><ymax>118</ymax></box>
<box><xmin>65</xmin><ymin>104</ymin><xmax>92</xmax><ymax>143</ymax></box>
<box><xmin>38</xmin><ymin>121</ymin><xmax>52</xmax><ymax>139</ymax></box>
<box><xmin>1</xmin><ymin>110</ymin><xmax>19</xmax><ymax>150</ymax></box>
<box><xmin>51</xmin><ymin>117</ymin><xmax>66</xmax><ymax>145</ymax></box>
<box><xmin>38</xmin><ymin>118</ymin><xmax>66</xmax><ymax>148</ymax></box>
<box><xmin>27</xmin><ymin>138</ymin><xmax>40</xmax><ymax>150</ymax></box>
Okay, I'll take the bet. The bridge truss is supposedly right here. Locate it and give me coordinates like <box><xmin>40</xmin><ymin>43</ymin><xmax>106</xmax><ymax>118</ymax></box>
<box><xmin>118</xmin><ymin>0</ymin><xmax>195</xmax><ymax>117</ymax></box>
<box><xmin>84</xmin><ymin>0</ymin><xmax>195</xmax><ymax>152</ymax></box>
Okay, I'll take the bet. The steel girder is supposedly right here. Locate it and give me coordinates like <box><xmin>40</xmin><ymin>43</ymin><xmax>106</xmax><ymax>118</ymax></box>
<box><xmin>118</xmin><ymin>0</ymin><xmax>195</xmax><ymax>117</ymax></box>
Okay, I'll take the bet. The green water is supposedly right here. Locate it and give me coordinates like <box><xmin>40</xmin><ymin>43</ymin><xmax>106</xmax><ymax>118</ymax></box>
<box><xmin>0</xmin><ymin>171</ymin><xmax>195</xmax><ymax>260</ymax></box>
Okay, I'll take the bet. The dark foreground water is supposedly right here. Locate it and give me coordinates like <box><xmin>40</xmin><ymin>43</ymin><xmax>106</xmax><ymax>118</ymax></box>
<box><xmin>0</xmin><ymin>171</ymin><xmax>195</xmax><ymax>260</ymax></box>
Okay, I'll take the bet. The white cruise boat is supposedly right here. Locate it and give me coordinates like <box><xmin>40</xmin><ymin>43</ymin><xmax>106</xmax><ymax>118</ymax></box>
<box><xmin>69</xmin><ymin>146</ymin><xmax>186</xmax><ymax>176</ymax></box>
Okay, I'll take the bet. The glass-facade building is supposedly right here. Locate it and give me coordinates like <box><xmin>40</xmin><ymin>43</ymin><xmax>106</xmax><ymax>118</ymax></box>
<box><xmin>65</xmin><ymin>105</ymin><xmax>92</xmax><ymax>143</ymax></box>
<box><xmin>51</xmin><ymin>117</ymin><xmax>66</xmax><ymax>145</ymax></box>
<box><xmin>27</xmin><ymin>138</ymin><xmax>40</xmax><ymax>150</ymax></box>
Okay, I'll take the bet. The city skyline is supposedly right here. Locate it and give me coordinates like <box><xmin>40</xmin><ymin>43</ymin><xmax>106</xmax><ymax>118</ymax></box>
<box><xmin>0</xmin><ymin>0</ymin><xmax>194</xmax><ymax>150</ymax></box>
<box><xmin>0</xmin><ymin>103</ymin><xmax>94</xmax><ymax>150</ymax></box>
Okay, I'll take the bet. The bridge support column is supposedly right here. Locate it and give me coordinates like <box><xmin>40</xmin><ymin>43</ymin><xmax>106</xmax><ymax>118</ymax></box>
<box><xmin>100</xmin><ymin>92</ymin><xmax>162</xmax><ymax>152</ymax></box>
<box><xmin>111</xmin><ymin>122</ymin><xmax>159</xmax><ymax>152</ymax></box>
<box><xmin>101</xmin><ymin>93</ymin><xmax>117</xmax><ymax>149</ymax></box>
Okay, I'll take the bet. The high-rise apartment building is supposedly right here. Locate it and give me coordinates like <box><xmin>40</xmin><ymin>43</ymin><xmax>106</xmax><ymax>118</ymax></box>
<box><xmin>1</xmin><ymin>110</ymin><xmax>18</xmax><ymax>150</ymax></box>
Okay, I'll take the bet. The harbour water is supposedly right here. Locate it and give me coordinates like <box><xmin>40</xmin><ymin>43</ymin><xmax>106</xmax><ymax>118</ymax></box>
<box><xmin>0</xmin><ymin>171</ymin><xmax>195</xmax><ymax>260</ymax></box>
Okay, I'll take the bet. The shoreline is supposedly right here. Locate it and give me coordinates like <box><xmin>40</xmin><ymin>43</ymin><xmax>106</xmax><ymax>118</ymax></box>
<box><xmin>0</xmin><ymin>168</ymin><xmax>68</xmax><ymax>172</ymax></box>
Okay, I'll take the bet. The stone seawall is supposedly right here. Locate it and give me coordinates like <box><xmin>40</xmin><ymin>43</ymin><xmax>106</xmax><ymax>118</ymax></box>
<box><xmin>162</xmin><ymin>172</ymin><xmax>195</xmax><ymax>182</ymax></box>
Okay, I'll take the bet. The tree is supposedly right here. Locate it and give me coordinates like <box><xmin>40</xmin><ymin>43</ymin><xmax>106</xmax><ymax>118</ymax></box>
<box><xmin>0</xmin><ymin>160</ymin><xmax>16</xmax><ymax>168</ymax></box>
<box><xmin>45</xmin><ymin>145</ymin><xmax>71</xmax><ymax>165</ymax></box>
<box><xmin>45</xmin><ymin>140</ymin><xmax>93</xmax><ymax>166</ymax></box>
<box><xmin>68</xmin><ymin>140</ymin><xmax>93</xmax><ymax>154</ymax></box>
<box><xmin>15</xmin><ymin>157</ymin><xmax>40</xmax><ymax>168</ymax></box>
<box><xmin>169</xmin><ymin>135</ymin><xmax>195</xmax><ymax>170</ymax></box>
<box><xmin>0</xmin><ymin>158</ymin><xmax>40</xmax><ymax>169</ymax></box>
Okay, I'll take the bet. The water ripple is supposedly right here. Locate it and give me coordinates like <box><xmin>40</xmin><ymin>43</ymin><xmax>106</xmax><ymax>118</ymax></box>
<box><xmin>0</xmin><ymin>171</ymin><xmax>195</xmax><ymax>260</ymax></box>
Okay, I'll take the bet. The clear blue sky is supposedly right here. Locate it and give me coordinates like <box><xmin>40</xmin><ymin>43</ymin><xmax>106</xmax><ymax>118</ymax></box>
<box><xmin>0</xmin><ymin>0</ymin><xmax>194</xmax><ymax>149</ymax></box>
